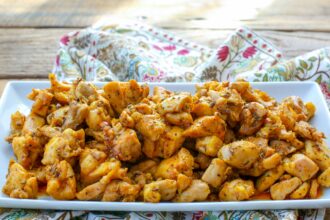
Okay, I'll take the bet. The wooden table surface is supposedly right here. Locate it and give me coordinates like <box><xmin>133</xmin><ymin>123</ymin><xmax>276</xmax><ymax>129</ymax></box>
<box><xmin>0</xmin><ymin>0</ymin><xmax>330</xmax><ymax>218</ymax></box>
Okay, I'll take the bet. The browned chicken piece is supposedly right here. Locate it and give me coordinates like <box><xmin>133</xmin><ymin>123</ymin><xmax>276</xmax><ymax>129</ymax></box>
<box><xmin>27</xmin><ymin>89</ymin><xmax>54</xmax><ymax>117</ymax></box>
<box><xmin>177</xmin><ymin>173</ymin><xmax>192</xmax><ymax>193</ymax></box>
<box><xmin>155</xmin><ymin>148</ymin><xmax>194</xmax><ymax>180</ymax></box>
<box><xmin>202</xmin><ymin>159</ymin><xmax>229</xmax><ymax>188</ymax></box>
<box><xmin>85</xmin><ymin>140</ymin><xmax>109</xmax><ymax>153</ymax></box>
<box><xmin>76</xmin><ymin>163</ymin><xmax>122</xmax><ymax>201</ymax></box>
<box><xmin>46</xmin><ymin>160</ymin><xmax>76</xmax><ymax>200</ymax></box>
<box><xmin>293</xmin><ymin>121</ymin><xmax>325</xmax><ymax>141</ymax></box>
<box><xmin>219</xmin><ymin>179</ymin><xmax>255</xmax><ymax>201</ymax></box>
<box><xmin>157</xmin><ymin>93</ymin><xmax>192</xmax><ymax>115</ymax></box>
<box><xmin>194</xmin><ymin>153</ymin><xmax>212</xmax><ymax>170</ymax></box>
<box><xmin>223</xmin><ymin>128</ymin><xmax>236</xmax><ymax>144</ymax></box>
<box><xmin>290</xmin><ymin>182</ymin><xmax>310</xmax><ymax>199</ymax></box>
<box><xmin>74</xmin><ymin>80</ymin><xmax>99</xmax><ymax>104</ymax></box>
<box><xmin>270</xmin><ymin>177</ymin><xmax>302</xmax><ymax>200</ymax></box>
<box><xmin>239</xmin><ymin>102</ymin><xmax>268</xmax><ymax>136</ymax></box>
<box><xmin>278</xmin><ymin>96</ymin><xmax>310</xmax><ymax>130</ymax></box>
<box><xmin>191</xmin><ymin>96</ymin><xmax>215</xmax><ymax>117</ymax></box>
<box><xmin>219</xmin><ymin>140</ymin><xmax>262</xmax><ymax>169</ymax></box>
<box><xmin>318</xmin><ymin>167</ymin><xmax>330</xmax><ymax>187</ymax></box>
<box><xmin>80</xmin><ymin>148</ymin><xmax>121</xmax><ymax>185</ymax></box>
<box><xmin>102</xmin><ymin>180</ymin><xmax>141</xmax><ymax>202</ymax></box>
<box><xmin>195</xmin><ymin>135</ymin><xmax>223</xmax><ymax>157</ymax></box>
<box><xmin>305</xmin><ymin>102</ymin><xmax>316</xmax><ymax>120</ymax></box>
<box><xmin>103</xmin><ymin>80</ymin><xmax>149</xmax><ymax>115</ymax></box>
<box><xmin>175</xmin><ymin>179</ymin><xmax>210</xmax><ymax>202</ymax></box>
<box><xmin>283</xmin><ymin>154</ymin><xmax>319</xmax><ymax>181</ymax></box>
<box><xmin>104</xmin><ymin>122</ymin><xmax>141</xmax><ymax>162</ymax></box>
<box><xmin>133</xmin><ymin>113</ymin><xmax>166</xmax><ymax>142</ymax></box>
<box><xmin>269</xmin><ymin>140</ymin><xmax>296</xmax><ymax>156</ymax></box>
<box><xmin>143</xmin><ymin>126</ymin><xmax>185</xmax><ymax>159</ymax></box>
<box><xmin>2</xmin><ymin>160</ymin><xmax>38</xmax><ymax>199</ymax></box>
<box><xmin>209</xmin><ymin>88</ymin><xmax>245</xmax><ymax>125</ymax></box>
<box><xmin>309</xmin><ymin>179</ymin><xmax>320</xmax><ymax>199</ymax></box>
<box><xmin>37</xmin><ymin>125</ymin><xmax>62</xmax><ymax>139</ymax></box>
<box><xmin>12</xmin><ymin>135</ymin><xmax>43</xmax><ymax>169</ymax></box>
<box><xmin>152</xmin><ymin>86</ymin><xmax>173</xmax><ymax>103</ymax></box>
<box><xmin>164</xmin><ymin>112</ymin><xmax>193</xmax><ymax>128</ymax></box>
<box><xmin>6</xmin><ymin>111</ymin><xmax>26</xmax><ymax>142</ymax></box>
<box><xmin>86</xmin><ymin>100</ymin><xmax>112</xmax><ymax>130</ymax></box>
<box><xmin>22</xmin><ymin>113</ymin><xmax>45</xmax><ymax>135</ymax></box>
<box><xmin>42</xmin><ymin>128</ymin><xmax>84</xmax><ymax>165</ymax></box>
<box><xmin>256</xmin><ymin>165</ymin><xmax>285</xmax><ymax>192</ymax></box>
<box><xmin>183</xmin><ymin>113</ymin><xmax>226</xmax><ymax>139</ymax></box>
<box><xmin>130</xmin><ymin>159</ymin><xmax>159</xmax><ymax>176</ymax></box>
<box><xmin>305</xmin><ymin>140</ymin><xmax>330</xmax><ymax>171</ymax></box>
<box><xmin>128</xmin><ymin>171</ymin><xmax>153</xmax><ymax>187</ymax></box>
<box><xmin>143</xmin><ymin>179</ymin><xmax>177</xmax><ymax>203</ymax></box>
<box><xmin>30</xmin><ymin>166</ymin><xmax>47</xmax><ymax>184</ymax></box>
<box><xmin>49</xmin><ymin>73</ymin><xmax>74</xmax><ymax>105</ymax></box>
<box><xmin>241</xmin><ymin>153</ymin><xmax>281</xmax><ymax>177</ymax></box>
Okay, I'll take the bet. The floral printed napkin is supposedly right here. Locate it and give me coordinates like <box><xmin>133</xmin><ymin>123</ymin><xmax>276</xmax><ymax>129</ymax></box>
<box><xmin>4</xmin><ymin>21</ymin><xmax>330</xmax><ymax>220</ymax></box>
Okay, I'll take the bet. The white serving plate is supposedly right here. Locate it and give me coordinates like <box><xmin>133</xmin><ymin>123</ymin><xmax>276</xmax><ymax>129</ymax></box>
<box><xmin>0</xmin><ymin>81</ymin><xmax>329</xmax><ymax>211</ymax></box>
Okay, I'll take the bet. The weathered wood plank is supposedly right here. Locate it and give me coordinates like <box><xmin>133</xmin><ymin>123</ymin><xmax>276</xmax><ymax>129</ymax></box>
<box><xmin>1</xmin><ymin>0</ymin><xmax>330</xmax><ymax>31</ymax></box>
<box><xmin>1</xmin><ymin>28</ymin><xmax>330</xmax><ymax>79</ymax></box>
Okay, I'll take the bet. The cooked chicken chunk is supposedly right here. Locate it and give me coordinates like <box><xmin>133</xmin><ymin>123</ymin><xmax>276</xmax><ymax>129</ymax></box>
<box><xmin>270</xmin><ymin>177</ymin><xmax>302</xmax><ymax>200</ymax></box>
<box><xmin>22</xmin><ymin>113</ymin><xmax>45</xmax><ymax>135</ymax></box>
<box><xmin>269</xmin><ymin>140</ymin><xmax>296</xmax><ymax>156</ymax></box>
<box><xmin>283</xmin><ymin>154</ymin><xmax>319</xmax><ymax>181</ymax></box>
<box><xmin>130</xmin><ymin>159</ymin><xmax>158</xmax><ymax>176</ymax></box>
<box><xmin>290</xmin><ymin>182</ymin><xmax>310</xmax><ymax>199</ymax></box>
<box><xmin>305</xmin><ymin>140</ymin><xmax>330</xmax><ymax>171</ymax></box>
<box><xmin>318</xmin><ymin>167</ymin><xmax>330</xmax><ymax>187</ymax></box>
<box><xmin>6</xmin><ymin>111</ymin><xmax>26</xmax><ymax>142</ymax></box>
<box><xmin>49</xmin><ymin>73</ymin><xmax>74</xmax><ymax>104</ymax></box>
<box><xmin>194</xmin><ymin>153</ymin><xmax>212</xmax><ymax>170</ymax></box>
<box><xmin>152</xmin><ymin>86</ymin><xmax>173</xmax><ymax>103</ymax></box>
<box><xmin>157</xmin><ymin>93</ymin><xmax>192</xmax><ymax>115</ymax></box>
<box><xmin>155</xmin><ymin>148</ymin><xmax>194</xmax><ymax>179</ymax></box>
<box><xmin>219</xmin><ymin>140</ymin><xmax>262</xmax><ymax>169</ymax></box>
<box><xmin>27</xmin><ymin>89</ymin><xmax>54</xmax><ymax>117</ymax></box>
<box><xmin>175</xmin><ymin>180</ymin><xmax>210</xmax><ymax>202</ymax></box>
<box><xmin>294</xmin><ymin>121</ymin><xmax>324</xmax><ymax>141</ymax></box>
<box><xmin>103</xmin><ymin>80</ymin><xmax>149</xmax><ymax>115</ymax></box>
<box><xmin>191</xmin><ymin>96</ymin><xmax>215</xmax><ymax>117</ymax></box>
<box><xmin>102</xmin><ymin>180</ymin><xmax>141</xmax><ymax>202</ymax></box>
<box><xmin>239</xmin><ymin>102</ymin><xmax>268</xmax><ymax>135</ymax></box>
<box><xmin>164</xmin><ymin>112</ymin><xmax>193</xmax><ymax>128</ymax></box>
<box><xmin>86</xmin><ymin>100</ymin><xmax>111</xmax><ymax>130</ymax></box>
<box><xmin>202</xmin><ymin>159</ymin><xmax>229</xmax><ymax>188</ymax></box>
<box><xmin>195</xmin><ymin>135</ymin><xmax>223</xmax><ymax>157</ymax></box>
<box><xmin>183</xmin><ymin>113</ymin><xmax>226</xmax><ymax>139</ymax></box>
<box><xmin>74</xmin><ymin>80</ymin><xmax>99</xmax><ymax>104</ymax></box>
<box><xmin>46</xmin><ymin>160</ymin><xmax>76</xmax><ymax>200</ymax></box>
<box><xmin>219</xmin><ymin>179</ymin><xmax>255</xmax><ymax>201</ymax></box>
<box><xmin>177</xmin><ymin>173</ymin><xmax>192</xmax><ymax>193</ymax></box>
<box><xmin>133</xmin><ymin>113</ymin><xmax>166</xmax><ymax>141</ymax></box>
<box><xmin>309</xmin><ymin>179</ymin><xmax>320</xmax><ymax>199</ymax></box>
<box><xmin>143</xmin><ymin>179</ymin><xmax>177</xmax><ymax>203</ymax></box>
<box><xmin>2</xmin><ymin>160</ymin><xmax>38</xmax><ymax>199</ymax></box>
<box><xmin>256</xmin><ymin>165</ymin><xmax>285</xmax><ymax>192</ymax></box>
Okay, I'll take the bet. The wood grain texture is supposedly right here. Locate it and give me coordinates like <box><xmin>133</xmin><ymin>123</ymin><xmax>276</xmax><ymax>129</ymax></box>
<box><xmin>1</xmin><ymin>0</ymin><xmax>330</xmax><ymax>31</ymax></box>
<box><xmin>1</xmin><ymin>28</ymin><xmax>330</xmax><ymax>79</ymax></box>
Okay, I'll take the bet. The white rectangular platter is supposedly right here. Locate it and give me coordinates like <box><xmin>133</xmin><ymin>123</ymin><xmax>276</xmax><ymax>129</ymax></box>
<box><xmin>0</xmin><ymin>81</ymin><xmax>329</xmax><ymax>211</ymax></box>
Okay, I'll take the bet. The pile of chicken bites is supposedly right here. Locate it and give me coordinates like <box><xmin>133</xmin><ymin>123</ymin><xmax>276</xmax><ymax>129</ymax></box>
<box><xmin>3</xmin><ymin>74</ymin><xmax>330</xmax><ymax>202</ymax></box>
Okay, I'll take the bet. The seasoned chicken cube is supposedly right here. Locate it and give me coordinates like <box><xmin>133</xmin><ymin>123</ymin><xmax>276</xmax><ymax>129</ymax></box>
<box><xmin>22</xmin><ymin>113</ymin><xmax>45</xmax><ymax>135</ymax></box>
<box><xmin>133</xmin><ymin>113</ymin><xmax>166</xmax><ymax>141</ymax></box>
<box><xmin>175</xmin><ymin>180</ymin><xmax>210</xmax><ymax>202</ymax></box>
<box><xmin>241</xmin><ymin>153</ymin><xmax>281</xmax><ymax>177</ymax></box>
<box><xmin>80</xmin><ymin>148</ymin><xmax>121</xmax><ymax>185</ymax></box>
<box><xmin>317</xmin><ymin>167</ymin><xmax>330</xmax><ymax>187</ymax></box>
<box><xmin>239</xmin><ymin>102</ymin><xmax>268</xmax><ymax>135</ymax></box>
<box><xmin>105</xmin><ymin>122</ymin><xmax>141</xmax><ymax>162</ymax></box>
<box><xmin>305</xmin><ymin>140</ymin><xmax>330</xmax><ymax>171</ymax></box>
<box><xmin>305</xmin><ymin>102</ymin><xmax>316</xmax><ymax>120</ymax></box>
<box><xmin>143</xmin><ymin>179</ymin><xmax>177</xmax><ymax>203</ymax></box>
<box><xmin>102</xmin><ymin>180</ymin><xmax>141</xmax><ymax>202</ymax></box>
<box><xmin>12</xmin><ymin>135</ymin><xmax>43</xmax><ymax>169</ymax></box>
<box><xmin>309</xmin><ymin>179</ymin><xmax>320</xmax><ymax>199</ymax></box>
<box><xmin>191</xmin><ymin>96</ymin><xmax>215</xmax><ymax>117</ymax></box>
<box><xmin>37</xmin><ymin>125</ymin><xmax>62</xmax><ymax>139</ymax></box>
<box><xmin>194</xmin><ymin>153</ymin><xmax>212</xmax><ymax>170</ymax></box>
<box><xmin>49</xmin><ymin>73</ymin><xmax>74</xmax><ymax>104</ymax></box>
<box><xmin>290</xmin><ymin>182</ymin><xmax>310</xmax><ymax>199</ymax></box>
<box><xmin>86</xmin><ymin>100</ymin><xmax>111</xmax><ymax>130</ymax></box>
<box><xmin>219</xmin><ymin>140</ymin><xmax>262</xmax><ymax>169</ymax></box>
<box><xmin>152</xmin><ymin>86</ymin><xmax>173</xmax><ymax>103</ymax></box>
<box><xmin>143</xmin><ymin>126</ymin><xmax>185</xmax><ymax>158</ymax></box>
<box><xmin>42</xmin><ymin>129</ymin><xmax>84</xmax><ymax>165</ymax></box>
<box><xmin>195</xmin><ymin>135</ymin><xmax>223</xmax><ymax>157</ymax></box>
<box><xmin>294</xmin><ymin>121</ymin><xmax>325</xmax><ymax>141</ymax></box>
<box><xmin>2</xmin><ymin>160</ymin><xmax>38</xmax><ymax>199</ymax></box>
<box><xmin>219</xmin><ymin>179</ymin><xmax>255</xmax><ymax>201</ymax></box>
<box><xmin>155</xmin><ymin>148</ymin><xmax>194</xmax><ymax>179</ymax></box>
<box><xmin>283</xmin><ymin>154</ymin><xmax>319</xmax><ymax>181</ymax></box>
<box><xmin>223</xmin><ymin>128</ymin><xmax>236</xmax><ymax>144</ymax></box>
<box><xmin>46</xmin><ymin>160</ymin><xmax>76</xmax><ymax>200</ymax></box>
<box><xmin>183</xmin><ymin>113</ymin><xmax>226</xmax><ymax>139</ymax></box>
<box><xmin>103</xmin><ymin>80</ymin><xmax>149</xmax><ymax>115</ymax></box>
<box><xmin>130</xmin><ymin>159</ymin><xmax>158</xmax><ymax>176</ymax></box>
<box><xmin>202</xmin><ymin>159</ymin><xmax>229</xmax><ymax>188</ymax></box>
<box><xmin>256</xmin><ymin>165</ymin><xmax>285</xmax><ymax>192</ymax></box>
<box><xmin>270</xmin><ymin>177</ymin><xmax>302</xmax><ymax>200</ymax></box>
<box><xmin>6</xmin><ymin>111</ymin><xmax>26</xmax><ymax>142</ymax></box>
<box><xmin>74</xmin><ymin>80</ymin><xmax>99</xmax><ymax>104</ymax></box>
<box><xmin>269</xmin><ymin>140</ymin><xmax>296</xmax><ymax>156</ymax></box>
<box><xmin>164</xmin><ymin>112</ymin><xmax>193</xmax><ymax>128</ymax></box>
<box><xmin>177</xmin><ymin>174</ymin><xmax>192</xmax><ymax>193</ymax></box>
<box><xmin>27</xmin><ymin>89</ymin><xmax>54</xmax><ymax>117</ymax></box>
<box><xmin>157</xmin><ymin>93</ymin><xmax>192</xmax><ymax>115</ymax></box>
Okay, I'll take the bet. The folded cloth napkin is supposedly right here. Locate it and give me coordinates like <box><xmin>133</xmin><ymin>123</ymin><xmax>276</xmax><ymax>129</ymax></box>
<box><xmin>3</xmin><ymin>21</ymin><xmax>330</xmax><ymax>220</ymax></box>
